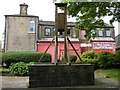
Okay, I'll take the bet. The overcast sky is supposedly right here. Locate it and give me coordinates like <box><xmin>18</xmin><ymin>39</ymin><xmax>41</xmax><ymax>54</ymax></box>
<box><xmin>0</xmin><ymin>0</ymin><xmax>119</xmax><ymax>41</ymax></box>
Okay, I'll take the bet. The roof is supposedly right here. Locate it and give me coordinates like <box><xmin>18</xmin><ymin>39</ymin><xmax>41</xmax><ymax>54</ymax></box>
<box><xmin>39</xmin><ymin>21</ymin><xmax>114</xmax><ymax>28</ymax></box>
<box><xmin>115</xmin><ymin>34</ymin><xmax>120</xmax><ymax>38</ymax></box>
<box><xmin>4</xmin><ymin>14</ymin><xmax>39</xmax><ymax>18</ymax></box>
<box><xmin>115</xmin><ymin>34</ymin><xmax>120</xmax><ymax>47</ymax></box>
<box><xmin>39</xmin><ymin>20</ymin><xmax>75</xmax><ymax>27</ymax></box>
<box><xmin>95</xmin><ymin>23</ymin><xmax>114</xmax><ymax>28</ymax></box>
<box><xmin>55</xmin><ymin>3</ymin><xmax>67</xmax><ymax>7</ymax></box>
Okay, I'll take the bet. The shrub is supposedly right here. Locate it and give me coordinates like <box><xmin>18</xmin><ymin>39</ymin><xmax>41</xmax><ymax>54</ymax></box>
<box><xmin>110</xmin><ymin>52</ymin><xmax>120</xmax><ymax>68</ymax></box>
<box><xmin>76</xmin><ymin>50</ymin><xmax>99</xmax><ymax>69</ymax></box>
<box><xmin>0</xmin><ymin>68</ymin><xmax>10</xmax><ymax>73</ymax></box>
<box><xmin>76</xmin><ymin>58</ymin><xmax>99</xmax><ymax>69</ymax></box>
<box><xmin>76</xmin><ymin>51</ymin><xmax>120</xmax><ymax>69</ymax></box>
<box><xmin>40</xmin><ymin>53</ymin><xmax>52</xmax><ymax>62</ymax></box>
<box><xmin>2</xmin><ymin>52</ymin><xmax>51</xmax><ymax>67</ymax></box>
<box><xmin>97</xmin><ymin>52</ymin><xmax>116</xmax><ymax>69</ymax></box>
<box><xmin>81</xmin><ymin>50</ymin><xmax>97</xmax><ymax>59</ymax></box>
<box><xmin>69</xmin><ymin>54</ymin><xmax>77</xmax><ymax>62</ymax></box>
<box><xmin>10</xmin><ymin>62</ymin><xmax>28</xmax><ymax>76</ymax></box>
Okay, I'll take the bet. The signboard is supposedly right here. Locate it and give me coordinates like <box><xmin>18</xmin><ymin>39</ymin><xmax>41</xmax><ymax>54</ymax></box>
<box><xmin>92</xmin><ymin>42</ymin><xmax>113</xmax><ymax>49</ymax></box>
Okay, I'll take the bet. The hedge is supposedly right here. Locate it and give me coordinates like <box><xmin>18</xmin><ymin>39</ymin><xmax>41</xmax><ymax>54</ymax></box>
<box><xmin>2</xmin><ymin>52</ymin><xmax>51</xmax><ymax>67</ymax></box>
<box><xmin>81</xmin><ymin>50</ymin><xmax>97</xmax><ymax>59</ymax></box>
<box><xmin>76</xmin><ymin>51</ymin><xmax>120</xmax><ymax>69</ymax></box>
<box><xmin>97</xmin><ymin>52</ymin><xmax>120</xmax><ymax>69</ymax></box>
<box><xmin>69</xmin><ymin>54</ymin><xmax>77</xmax><ymax>62</ymax></box>
<box><xmin>59</xmin><ymin>54</ymin><xmax>77</xmax><ymax>63</ymax></box>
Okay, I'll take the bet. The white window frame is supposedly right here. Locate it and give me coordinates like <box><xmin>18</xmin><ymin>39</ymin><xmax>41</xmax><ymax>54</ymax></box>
<box><xmin>28</xmin><ymin>21</ymin><xmax>35</xmax><ymax>33</ymax></box>
<box><xmin>45</xmin><ymin>28</ymin><xmax>51</xmax><ymax>36</ymax></box>
<box><xmin>98</xmin><ymin>30</ymin><xmax>103</xmax><ymax>37</ymax></box>
<box><xmin>105</xmin><ymin>29</ymin><xmax>111</xmax><ymax>37</ymax></box>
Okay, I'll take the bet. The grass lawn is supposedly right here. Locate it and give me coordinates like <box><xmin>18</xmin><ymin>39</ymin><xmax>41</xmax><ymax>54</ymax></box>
<box><xmin>95</xmin><ymin>69</ymin><xmax>120</xmax><ymax>81</ymax></box>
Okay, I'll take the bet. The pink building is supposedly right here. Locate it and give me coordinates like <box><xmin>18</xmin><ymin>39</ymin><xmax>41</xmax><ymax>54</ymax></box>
<box><xmin>37</xmin><ymin>21</ymin><xmax>81</xmax><ymax>62</ymax></box>
<box><xmin>90</xmin><ymin>25</ymin><xmax>115</xmax><ymax>53</ymax></box>
<box><xmin>37</xmin><ymin>21</ymin><xmax>115</xmax><ymax>62</ymax></box>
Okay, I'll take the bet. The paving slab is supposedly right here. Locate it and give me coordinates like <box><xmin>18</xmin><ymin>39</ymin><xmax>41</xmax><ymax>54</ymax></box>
<box><xmin>0</xmin><ymin>76</ymin><xmax>29</xmax><ymax>89</ymax></box>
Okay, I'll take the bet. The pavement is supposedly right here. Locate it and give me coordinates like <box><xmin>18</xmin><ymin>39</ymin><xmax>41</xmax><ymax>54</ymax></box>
<box><xmin>0</xmin><ymin>72</ymin><xmax>119</xmax><ymax>89</ymax></box>
<box><xmin>1</xmin><ymin>76</ymin><xmax>29</xmax><ymax>89</ymax></box>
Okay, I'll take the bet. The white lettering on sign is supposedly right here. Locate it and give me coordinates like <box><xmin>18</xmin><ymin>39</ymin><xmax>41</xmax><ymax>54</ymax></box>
<box><xmin>92</xmin><ymin>42</ymin><xmax>113</xmax><ymax>49</ymax></box>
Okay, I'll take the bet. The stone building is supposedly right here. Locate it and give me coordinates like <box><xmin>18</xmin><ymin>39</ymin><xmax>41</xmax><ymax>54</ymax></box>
<box><xmin>115</xmin><ymin>22</ymin><xmax>120</xmax><ymax>52</ymax></box>
<box><xmin>4</xmin><ymin>3</ymin><xmax>39</xmax><ymax>52</ymax></box>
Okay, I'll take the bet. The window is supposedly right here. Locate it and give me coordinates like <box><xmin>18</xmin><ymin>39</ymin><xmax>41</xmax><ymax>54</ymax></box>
<box><xmin>91</xmin><ymin>30</ymin><xmax>96</xmax><ymax>37</ymax></box>
<box><xmin>58</xmin><ymin>29</ymin><xmax>64</xmax><ymax>35</ymax></box>
<box><xmin>105</xmin><ymin>30</ymin><xmax>111</xmax><ymax>36</ymax></box>
<box><xmin>38</xmin><ymin>26</ymin><xmax>41</xmax><ymax>39</ymax></box>
<box><xmin>29</xmin><ymin>21</ymin><xmax>35</xmax><ymax>33</ymax></box>
<box><xmin>45</xmin><ymin>28</ymin><xmax>51</xmax><ymax>36</ymax></box>
<box><xmin>67</xmin><ymin>29</ymin><xmax>70</xmax><ymax>35</ymax></box>
<box><xmin>98</xmin><ymin>30</ymin><xmax>103</xmax><ymax>37</ymax></box>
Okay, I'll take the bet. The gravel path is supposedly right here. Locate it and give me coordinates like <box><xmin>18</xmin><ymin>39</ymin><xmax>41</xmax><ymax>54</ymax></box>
<box><xmin>0</xmin><ymin>72</ymin><xmax>119</xmax><ymax>89</ymax></box>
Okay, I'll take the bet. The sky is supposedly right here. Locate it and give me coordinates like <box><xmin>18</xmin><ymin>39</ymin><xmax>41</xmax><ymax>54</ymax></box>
<box><xmin>0</xmin><ymin>0</ymin><xmax>119</xmax><ymax>41</ymax></box>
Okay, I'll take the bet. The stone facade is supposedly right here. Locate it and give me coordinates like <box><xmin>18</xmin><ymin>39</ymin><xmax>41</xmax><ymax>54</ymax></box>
<box><xmin>4</xmin><ymin>3</ymin><xmax>39</xmax><ymax>52</ymax></box>
<box><xmin>115</xmin><ymin>22</ymin><xmax>120</xmax><ymax>52</ymax></box>
<box><xmin>115</xmin><ymin>35</ymin><xmax>120</xmax><ymax>52</ymax></box>
<box><xmin>118</xmin><ymin>22</ymin><xmax>120</xmax><ymax>34</ymax></box>
<box><xmin>38</xmin><ymin>21</ymin><xmax>79</xmax><ymax>39</ymax></box>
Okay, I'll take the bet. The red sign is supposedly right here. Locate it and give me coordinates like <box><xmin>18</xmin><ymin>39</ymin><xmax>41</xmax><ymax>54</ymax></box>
<box><xmin>92</xmin><ymin>42</ymin><xmax>113</xmax><ymax>49</ymax></box>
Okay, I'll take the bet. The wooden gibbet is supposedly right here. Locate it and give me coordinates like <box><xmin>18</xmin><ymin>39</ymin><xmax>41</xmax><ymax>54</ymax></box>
<box><xmin>28</xmin><ymin>3</ymin><xmax>94</xmax><ymax>88</ymax></box>
<box><xmin>54</xmin><ymin>3</ymin><xmax>69</xmax><ymax>64</ymax></box>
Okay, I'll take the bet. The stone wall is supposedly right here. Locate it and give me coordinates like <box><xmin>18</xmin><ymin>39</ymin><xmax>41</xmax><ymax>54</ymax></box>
<box><xmin>29</xmin><ymin>64</ymin><xmax>94</xmax><ymax>88</ymax></box>
<box><xmin>4</xmin><ymin>15</ymin><xmax>38</xmax><ymax>51</ymax></box>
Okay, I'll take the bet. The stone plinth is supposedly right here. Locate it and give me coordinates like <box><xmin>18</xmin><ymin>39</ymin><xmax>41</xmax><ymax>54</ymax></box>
<box><xmin>28</xmin><ymin>64</ymin><xmax>94</xmax><ymax>88</ymax></box>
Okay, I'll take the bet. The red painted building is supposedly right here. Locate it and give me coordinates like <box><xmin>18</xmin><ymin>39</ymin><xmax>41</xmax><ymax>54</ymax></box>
<box><xmin>91</xmin><ymin>38</ymin><xmax>115</xmax><ymax>53</ymax></box>
<box><xmin>37</xmin><ymin>21</ymin><xmax>115</xmax><ymax>62</ymax></box>
<box><xmin>37</xmin><ymin>21</ymin><xmax>81</xmax><ymax>62</ymax></box>
<box><xmin>90</xmin><ymin>25</ymin><xmax>115</xmax><ymax>53</ymax></box>
<box><xmin>37</xmin><ymin>39</ymin><xmax>80</xmax><ymax>63</ymax></box>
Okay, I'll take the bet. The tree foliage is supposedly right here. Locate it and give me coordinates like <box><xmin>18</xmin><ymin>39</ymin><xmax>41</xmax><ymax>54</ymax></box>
<box><xmin>53</xmin><ymin>1</ymin><xmax>120</xmax><ymax>40</ymax></box>
<box><xmin>67</xmin><ymin>2</ymin><xmax>120</xmax><ymax>40</ymax></box>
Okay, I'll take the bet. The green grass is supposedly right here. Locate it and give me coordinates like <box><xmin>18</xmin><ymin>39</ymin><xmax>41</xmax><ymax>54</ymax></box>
<box><xmin>95</xmin><ymin>69</ymin><xmax>120</xmax><ymax>81</ymax></box>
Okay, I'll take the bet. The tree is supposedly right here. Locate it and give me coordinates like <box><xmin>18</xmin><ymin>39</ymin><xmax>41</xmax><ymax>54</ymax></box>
<box><xmin>67</xmin><ymin>2</ymin><xmax>120</xmax><ymax>40</ymax></box>
<box><xmin>53</xmin><ymin>1</ymin><xmax>120</xmax><ymax>40</ymax></box>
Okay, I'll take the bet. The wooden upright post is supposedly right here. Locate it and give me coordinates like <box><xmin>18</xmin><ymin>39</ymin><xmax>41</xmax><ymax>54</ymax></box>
<box><xmin>54</xmin><ymin>4</ymin><xmax>58</xmax><ymax>65</ymax></box>
<box><xmin>64</xmin><ymin>4</ymin><xmax>69</xmax><ymax>63</ymax></box>
<box><xmin>55</xmin><ymin>3</ymin><xmax>69</xmax><ymax>64</ymax></box>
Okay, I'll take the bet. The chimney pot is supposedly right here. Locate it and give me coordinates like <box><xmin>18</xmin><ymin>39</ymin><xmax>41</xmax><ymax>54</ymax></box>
<box><xmin>20</xmin><ymin>3</ymin><xmax>28</xmax><ymax>15</ymax></box>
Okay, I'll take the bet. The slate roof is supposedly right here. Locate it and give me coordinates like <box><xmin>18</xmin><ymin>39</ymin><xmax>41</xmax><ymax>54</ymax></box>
<box><xmin>4</xmin><ymin>14</ymin><xmax>39</xmax><ymax>18</ymax></box>
<box><xmin>39</xmin><ymin>21</ymin><xmax>114</xmax><ymax>28</ymax></box>
<box><xmin>115</xmin><ymin>34</ymin><xmax>120</xmax><ymax>47</ymax></box>
<box><xmin>39</xmin><ymin>20</ymin><xmax>75</xmax><ymax>27</ymax></box>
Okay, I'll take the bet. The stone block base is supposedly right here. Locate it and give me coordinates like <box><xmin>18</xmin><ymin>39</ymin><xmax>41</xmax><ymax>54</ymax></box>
<box><xmin>28</xmin><ymin>64</ymin><xmax>94</xmax><ymax>88</ymax></box>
